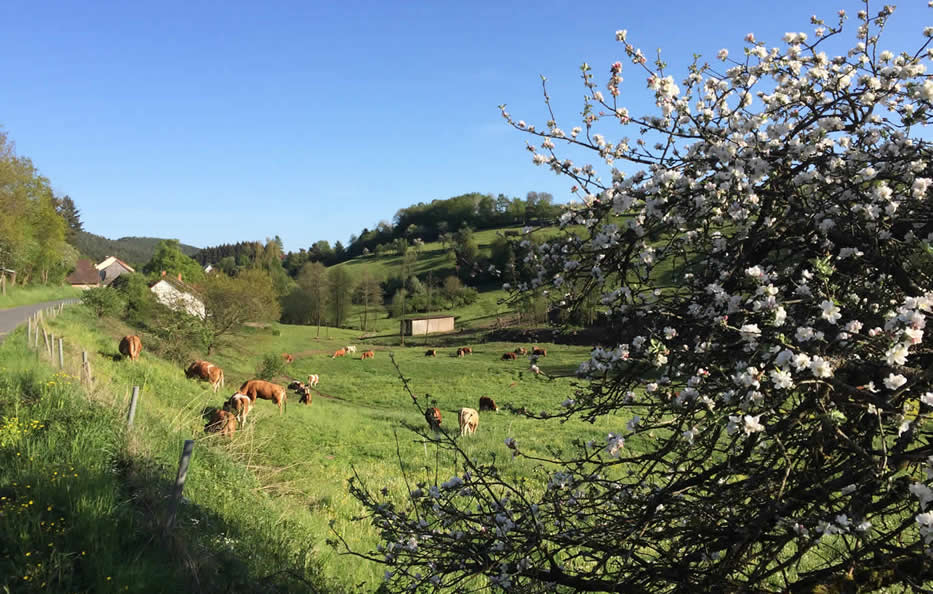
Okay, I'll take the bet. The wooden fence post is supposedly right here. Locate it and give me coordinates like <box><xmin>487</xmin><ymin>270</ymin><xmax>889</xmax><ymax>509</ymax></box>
<box><xmin>48</xmin><ymin>332</ymin><xmax>54</xmax><ymax>359</ymax></box>
<box><xmin>127</xmin><ymin>386</ymin><xmax>140</xmax><ymax>427</ymax></box>
<box><xmin>58</xmin><ymin>338</ymin><xmax>64</xmax><ymax>369</ymax></box>
<box><xmin>34</xmin><ymin>321</ymin><xmax>40</xmax><ymax>350</ymax></box>
<box><xmin>26</xmin><ymin>317</ymin><xmax>31</xmax><ymax>345</ymax></box>
<box><xmin>81</xmin><ymin>351</ymin><xmax>91</xmax><ymax>386</ymax></box>
<box><xmin>165</xmin><ymin>440</ymin><xmax>195</xmax><ymax>531</ymax></box>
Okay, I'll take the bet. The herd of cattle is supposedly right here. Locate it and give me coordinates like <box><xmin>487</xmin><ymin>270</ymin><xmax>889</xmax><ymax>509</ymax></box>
<box><xmin>117</xmin><ymin>335</ymin><xmax>547</xmax><ymax>438</ymax></box>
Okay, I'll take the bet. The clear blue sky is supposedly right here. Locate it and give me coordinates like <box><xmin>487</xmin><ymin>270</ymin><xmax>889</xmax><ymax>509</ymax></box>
<box><xmin>1</xmin><ymin>1</ymin><xmax>928</xmax><ymax>253</ymax></box>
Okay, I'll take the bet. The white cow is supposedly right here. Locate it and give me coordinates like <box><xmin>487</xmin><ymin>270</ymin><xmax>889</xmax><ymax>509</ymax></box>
<box><xmin>459</xmin><ymin>407</ymin><xmax>479</xmax><ymax>436</ymax></box>
<box><xmin>345</xmin><ymin>345</ymin><xmax>357</xmax><ymax>354</ymax></box>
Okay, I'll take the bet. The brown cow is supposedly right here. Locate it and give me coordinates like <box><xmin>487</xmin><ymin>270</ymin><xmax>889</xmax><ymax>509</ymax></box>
<box><xmin>185</xmin><ymin>360</ymin><xmax>225</xmax><ymax>393</ymax></box>
<box><xmin>282</xmin><ymin>353</ymin><xmax>295</xmax><ymax>364</ymax></box>
<box><xmin>223</xmin><ymin>393</ymin><xmax>252</xmax><ymax>426</ymax></box>
<box><xmin>425</xmin><ymin>349</ymin><xmax>437</xmax><ymax>357</ymax></box>
<box><xmin>237</xmin><ymin>379</ymin><xmax>287</xmax><ymax>414</ymax></box>
<box><xmin>457</xmin><ymin>346</ymin><xmax>473</xmax><ymax>357</ymax></box>
<box><xmin>514</xmin><ymin>347</ymin><xmax>528</xmax><ymax>356</ymax></box>
<box><xmin>360</xmin><ymin>350</ymin><xmax>375</xmax><ymax>360</ymax></box>
<box><xmin>425</xmin><ymin>407</ymin><xmax>442</xmax><ymax>431</ymax></box>
<box><xmin>501</xmin><ymin>352</ymin><xmax>517</xmax><ymax>360</ymax></box>
<box><xmin>532</xmin><ymin>346</ymin><xmax>547</xmax><ymax>357</ymax></box>
<box><xmin>307</xmin><ymin>374</ymin><xmax>320</xmax><ymax>387</ymax></box>
<box><xmin>459</xmin><ymin>407</ymin><xmax>479</xmax><ymax>436</ymax></box>
<box><xmin>204</xmin><ymin>409</ymin><xmax>238</xmax><ymax>436</ymax></box>
<box><xmin>119</xmin><ymin>335</ymin><xmax>142</xmax><ymax>361</ymax></box>
<box><xmin>479</xmin><ymin>396</ymin><xmax>499</xmax><ymax>413</ymax></box>
<box><xmin>332</xmin><ymin>348</ymin><xmax>347</xmax><ymax>359</ymax></box>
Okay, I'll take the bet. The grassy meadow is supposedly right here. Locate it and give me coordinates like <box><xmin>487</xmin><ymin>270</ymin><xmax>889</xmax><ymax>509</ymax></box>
<box><xmin>1</xmin><ymin>301</ymin><xmax>622</xmax><ymax>591</ymax></box>
<box><xmin>0</xmin><ymin>285</ymin><xmax>82</xmax><ymax>310</ymax></box>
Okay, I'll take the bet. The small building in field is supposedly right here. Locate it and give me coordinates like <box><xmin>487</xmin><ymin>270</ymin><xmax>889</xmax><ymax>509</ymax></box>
<box><xmin>401</xmin><ymin>314</ymin><xmax>456</xmax><ymax>336</ymax></box>
<box><xmin>149</xmin><ymin>272</ymin><xmax>205</xmax><ymax>319</ymax></box>
<box><xmin>66</xmin><ymin>259</ymin><xmax>102</xmax><ymax>289</ymax></box>
<box><xmin>95</xmin><ymin>256</ymin><xmax>135</xmax><ymax>286</ymax></box>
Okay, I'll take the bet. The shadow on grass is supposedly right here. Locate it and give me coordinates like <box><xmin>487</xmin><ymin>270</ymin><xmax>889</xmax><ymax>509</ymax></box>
<box><xmin>112</xmin><ymin>449</ymin><xmax>335</xmax><ymax>593</ymax></box>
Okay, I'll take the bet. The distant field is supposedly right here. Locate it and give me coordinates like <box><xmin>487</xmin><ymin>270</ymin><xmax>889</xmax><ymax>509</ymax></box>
<box><xmin>10</xmin><ymin>304</ymin><xmax>616</xmax><ymax>590</ymax></box>
<box><xmin>333</xmin><ymin>226</ymin><xmax>560</xmax><ymax>335</ymax></box>
<box><xmin>0</xmin><ymin>285</ymin><xmax>81</xmax><ymax>310</ymax></box>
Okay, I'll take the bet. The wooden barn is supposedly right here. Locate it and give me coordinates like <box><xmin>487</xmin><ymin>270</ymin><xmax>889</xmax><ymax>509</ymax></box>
<box><xmin>400</xmin><ymin>314</ymin><xmax>455</xmax><ymax>336</ymax></box>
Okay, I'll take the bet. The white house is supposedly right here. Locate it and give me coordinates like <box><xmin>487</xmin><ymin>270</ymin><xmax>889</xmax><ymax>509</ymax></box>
<box><xmin>149</xmin><ymin>273</ymin><xmax>206</xmax><ymax>319</ymax></box>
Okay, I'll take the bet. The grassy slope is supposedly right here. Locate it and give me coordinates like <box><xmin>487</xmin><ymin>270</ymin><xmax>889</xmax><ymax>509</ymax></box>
<box><xmin>0</xmin><ymin>285</ymin><xmax>81</xmax><ymax>310</ymax></box>
<box><xmin>334</xmin><ymin>227</ymin><xmax>536</xmax><ymax>335</ymax></box>
<box><xmin>6</xmin><ymin>301</ymin><xmax>618</xmax><ymax>590</ymax></box>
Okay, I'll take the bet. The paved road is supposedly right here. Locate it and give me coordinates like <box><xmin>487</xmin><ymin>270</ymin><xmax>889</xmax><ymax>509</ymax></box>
<box><xmin>0</xmin><ymin>299</ymin><xmax>80</xmax><ymax>344</ymax></box>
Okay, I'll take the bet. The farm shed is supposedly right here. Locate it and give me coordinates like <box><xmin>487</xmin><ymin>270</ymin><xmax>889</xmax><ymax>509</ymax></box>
<box><xmin>66</xmin><ymin>259</ymin><xmax>101</xmax><ymax>289</ymax></box>
<box><xmin>400</xmin><ymin>314</ymin><xmax>455</xmax><ymax>336</ymax></box>
<box><xmin>95</xmin><ymin>256</ymin><xmax>135</xmax><ymax>286</ymax></box>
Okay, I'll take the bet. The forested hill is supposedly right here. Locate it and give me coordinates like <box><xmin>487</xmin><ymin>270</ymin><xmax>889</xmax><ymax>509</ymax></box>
<box><xmin>73</xmin><ymin>230</ymin><xmax>200</xmax><ymax>267</ymax></box>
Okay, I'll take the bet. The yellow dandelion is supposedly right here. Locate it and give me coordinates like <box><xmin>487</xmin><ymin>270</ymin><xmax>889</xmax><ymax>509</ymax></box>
<box><xmin>106</xmin><ymin>576</ymin><xmax>112</xmax><ymax>581</ymax></box>
<box><xmin>25</xmin><ymin>552</ymin><xmax>31</xmax><ymax>557</ymax></box>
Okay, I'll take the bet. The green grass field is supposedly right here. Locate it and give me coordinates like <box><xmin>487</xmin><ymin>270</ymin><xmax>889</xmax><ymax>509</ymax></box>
<box><xmin>0</xmin><ymin>302</ymin><xmax>616</xmax><ymax>591</ymax></box>
<box><xmin>0</xmin><ymin>285</ymin><xmax>81</xmax><ymax>310</ymax></box>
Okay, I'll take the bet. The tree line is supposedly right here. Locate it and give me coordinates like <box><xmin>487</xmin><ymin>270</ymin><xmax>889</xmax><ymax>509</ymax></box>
<box><xmin>0</xmin><ymin>131</ymin><xmax>84</xmax><ymax>286</ymax></box>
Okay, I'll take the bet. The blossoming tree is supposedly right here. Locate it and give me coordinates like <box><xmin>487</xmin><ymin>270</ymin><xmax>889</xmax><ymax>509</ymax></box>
<box><xmin>346</xmin><ymin>5</ymin><xmax>933</xmax><ymax>591</ymax></box>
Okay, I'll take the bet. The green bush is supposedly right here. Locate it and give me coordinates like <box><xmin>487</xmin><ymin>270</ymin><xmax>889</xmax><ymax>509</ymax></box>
<box><xmin>109</xmin><ymin>273</ymin><xmax>155</xmax><ymax>326</ymax></box>
<box><xmin>80</xmin><ymin>286</ymin><xmax>125</xmax><ymax>318</ymax></box>
<box><xmin>255</xmin><ymin>352</ymin><xmax>286</xmax><ymax>380</ymax></box>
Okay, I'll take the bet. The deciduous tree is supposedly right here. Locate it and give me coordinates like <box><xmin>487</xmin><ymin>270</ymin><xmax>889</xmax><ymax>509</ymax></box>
<box><xmin>347</xmin><ymin>7</ymin><xmax>933</xmax><ymax>592</ymax></box>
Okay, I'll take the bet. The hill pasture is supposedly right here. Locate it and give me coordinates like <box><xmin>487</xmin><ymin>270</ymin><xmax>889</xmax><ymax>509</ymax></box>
<box><xmin>2</xmin><ymin>303</ymin><xmax>621</xmax><ymax>590</ymax></box>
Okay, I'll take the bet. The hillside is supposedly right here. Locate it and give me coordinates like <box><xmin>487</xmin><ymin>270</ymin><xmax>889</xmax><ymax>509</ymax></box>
<box><xmin>0</xmin><ymin>296</ymin><xmax>603</xmax><ymax>591</ymax></box>
<box><xmin>72</xmin><ymin>231</ymin><xmax>200</xmax><ymax>268</ymax></box>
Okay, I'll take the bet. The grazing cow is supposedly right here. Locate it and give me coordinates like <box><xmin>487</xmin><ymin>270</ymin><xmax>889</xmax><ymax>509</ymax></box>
<box><xmin>119</xmin><ymin>335</ymin><xmax>142</xmax><ymax>361</ymax></box>
<box><xmin>288</xmin><ymin>380</ymin><xmax>304</xmax><ymax>391</ymax></box>
<box><xmin>457</xmin><ymin>346</ymin><xmax>473</xmax><ymax>357</ymax></box>
<box><xmin>297</xmin><ymin>386</ymin><xmax>312</xmax><ymax>405</ymax></box>
<box><xmin>459</xmin><ymin>407</ymin><xmax>479</xmax><ymax>436</ymax></box>
<box><xmin>532</xmin><ymin>346</ymin><xmax>547</xmax><ymax>357</ymax></box>
<box><xmin>204</xmin><ymin>409</ymin><xmax>238</xmax><ymax>436</ymax></box>
<box><xmin>237</xmin><ymin>379</ymin><xmax>287</xmax><ymax>414</ymax></box>
<box><xmin>346</xmin><ymin>345</ymin><xmax>357</xmax><ymax>354</ymax></box>
<box><xmin>282</xmin><ymin>353</ymin><xmax>295</xmax><ymax>364</ymax></box>
<box><xmin>425</xmin><ymin>349</ymin><xmax>437</xmax><ymax>357</ymax></box>
<box><xmin>332</xmin><ymin>348</ymin><xmax>347</xmax><ymax>359</ymax></box>
<box><xmin>360</xmin><ymin>350</ymin><xmax>375</xmax><ymax>360</ymax></box>
<box><xmin>479</xmin><ymin>396</ymin><xmax>499</xmax><ymax>413</ymax></box>
<box><xmin>530</xmin><ymin>363</ymin><xmax>544</xmax><ymax>376</ymax></box>
<box><xmin>501</xmin><ymin>352</ymin><xmax>517</xmax><ymax>360</ymax></box>
<box><xmin>307</xmin><ymin>374</ymin><xmax>319</xmax><ymax>387</ymax></box>
<box><xmin>514</xmin><ymin>347</ymin><xmax>528</xmax><ymax>356</ymax></box>
<box><xmin>223</xmin><ymin>393</ymin><xmax>252</xmax><ymax>426</ymax></box>
<box><xmin>185</xmin><ymin>360</ymin><xmax>225</xmax><ymax>393</ymax></box>
<box><xmin>425</xmin><ymin>407</ymin><xmax>442</xmax><ymax>431</ymax></box>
